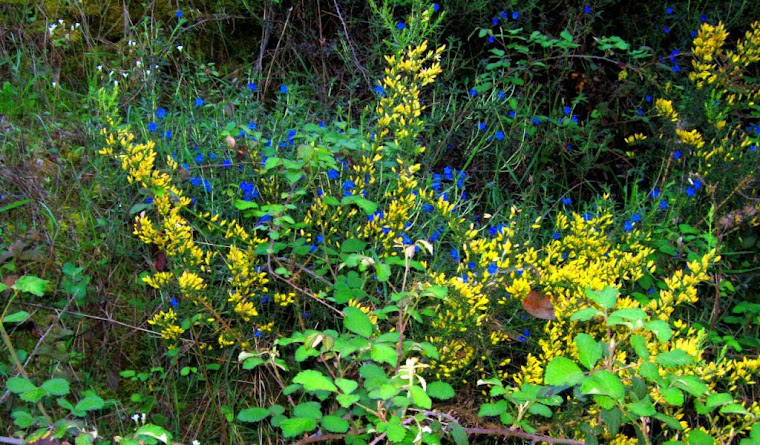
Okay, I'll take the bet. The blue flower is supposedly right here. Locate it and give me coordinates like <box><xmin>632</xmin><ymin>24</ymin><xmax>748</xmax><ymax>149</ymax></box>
<box><xmin>170</xmin><ymin>297</ymin><xmax>178</xmax><ymax>307</ymax></box>
<box><xmin>701</xmin><ymin>14</ymin><xmax>707</xmax><ymax>21</ymax></box>
<box><xmin>259</xmin><ymin>215</ymin><xmax>272</xmax><ymax>223</ymax></box>
<box><xmin>666</xmin><ymin>6</ymin><xmax>673</xmax><ymax>14</ymax></box>
<box><xmin>551</xmin><ymin>232</ymin><xmax>561</xmax><ymax>240</ymax></box>
<box><xmin>498</xmin><ymin>91</ymin><xmax>506</xmax><ymax>99</ymax></box>
<box><xmin>147</xmin><ymin>122</ymin><xmax>157</xmax><ymax>132</ymax></box>
<box><xmin>451</xmin><ymin>248</ymin><xmax>460</xmax><ymax>263</ymax></box>
<box><xmin>478</xmin><ymin>122</ymin><xmax>487</xmax><ymax>130</ymax></box>
<box><xmin>691</xmin><ymin>30</ymin><xmax>697</xmax><ymax>38</ymax></box>
<box><xmin>584</xmin><ymin>5</ymin><xmax>592</xmax><ymax>14</ymax></box>
<box><xmin>672</xmin><ymin>65</ymin><xmax>680</xmax><ymax>73</ymax></box>
<box><xmin>203</xmin><ymin>179</ymin><xmax>211</xmax><ymax>192</ymax></box>
<box><xmin>433</xmin><ymin>3</ymin><xmax>440</xmax><ymax>12</ymax></box>
<box><xmin>164</xmin><ymin>130</ymin><xmax>172</xmax><ymax>139</ymax></box>
<box><xmin>248</xmin><ymin>82</ymin><xmax>257</xmax><ymax>91</ymax></box>
<box><xmin>280</xmin><ymin>84</ymin><xmax>288</xmax><ymax>94</ymax></box>
<box><xmin>195</xmin><ymin>97</ymin><xmax>204</xmax><ymax>107</ymax></box>
<box><xmin>518</xmin><ymin>335</ymin><xmax>526</xmax><ymax>342</ymax></box>
<box><xmin>342</xmin><ymin>179</ymin><xmax>355</xmax><ymax>190</ymax></box>
<box><xmin>509</xmin><ymin>110</ymin><xmax>516</xmax><ymax>118</ymax></box>
<box><xmin>146</xmin><ymin>197</ymin><xmax>153</xmax><ymax>204</ymax></box>
<box><xmin>693</xmin><ymin>179</ymin><xmax>702</xmax><ymax>190</ymax></box>
<box><xmin>156</xmin><ymin>108</ymin><xmax>167</xmax><ymax>119</ymax></box>
<box><xmin>750</xmin><ymin>144</ymin><xmax>757</xmax><ymax>152</ymax></box>
<box><xmin>397</xmin><ymin>22</ymin><xmax>406</xmax><ymax>30</ymax></box>
<box><xmin>191</xmin><ymin>177</ymin><xmax>201</xmax><ymax>186</ymax></box>
<box><xmin>443</xmin><ymin>166</ymin><xmax>453</xmax><ymax>180</ymax></box>
<box><xmin>632</xmin><ymin>213</ymin><xmax>641</xmax><ymax>222</ymax></box>
<box><xmin>664</xmin><ymin>27</ymin><xmax>670</xmax><ymax>34</ymax></box>
<box><xmin>495</xmin><ymin>131</ymin><xmax>505</xmax><ymax>140</ymax></box>
<box><xmin>645</xmin><ymin>95</ymin><xmax>652</xmax><ymax>102</ymax></box>
<box><xmin>487</xmin><ymin>264</ymin><xmax>498</xmax><ymax>274</ymax></box>
<box><xmin>195</xmin><ymin>153</ymin><xmax>204</xmax><ymax>163</ymax></box>
<box><xmin>254</xmin><ymin>329</ymin><xmax>262</xmax><ymax>337</ymax></box>
<box><xmin>673</xmin><ymin>150</ymin><xmax>682</xmax><ymax>160</ymax></box>
<box><xmin>624</xmin><ymin>220</ymin><xmax>634</xmax><ymax>232</ymax></box>
<box><xmin>686</xmin><ymin>187</ymin><xmax>696</xmax><ymax>197</ymax></box>
<box><xmin>659</xmin><ymin>199</ymin><xmax>668</xmax><ymax>209</ymax></box>
<box><xmin>501</xmin><ymin>11</ymin><xmax>508</xmax><ymax>18</ymax></box>
<box><xmin>561</xmin><ymin>197</ymin><xmax>572</xmax><ymax>205</ymax></box>
<box><xmin>469</xmin><ymin>88</ymin><xmax>477</xmax><ymax>96</ymax></box>
<box><xmin>316</xmin><ymin>234</ymin><xmax>324</xmax><ymax>244</ymax></box>
<box><xmin>326</xmin><ymin>169</ymin><xmax>339</xmax><ymax>180</ymax></box>
<box><xmin>564</xmin><ymin>106</ymin><xmax>572</xmax><ymax>115</ymax></box>
<box><xmin>422</xmin><ymin>204</ymin><xmax>434</xmax><ymax>212</ymax></box>
<box><xmin>176</xmin><ymin>10</ymin><xmax>183</xmax><ymax>18</ymax></box>
<box><xmin>650</xmin><ymin>189</ymin><xmax>660</xmax><ymax>198</ymax></box>
<box><xmin>512</xmin><ymin>12</ymin><xmax>519</xmax><ymax>19</ymax></box>
<box><xmin>637</xmin><ymin>108</ymin><xmax>643</xmax><ymax>116</ymax></box>
<box><xmin>532</xmin><ymin>117</ymin><xmax>541</xmax><ymax>125</ymax></box>
<box><xmin>488</xmin><ymin>36</ymin><xmax>495</xmax><ymax>43</ymax></box>
<box><xmin>374</xmin><ymin>85</ymin><xmax>385</xmax><ymax>96</ymax></box>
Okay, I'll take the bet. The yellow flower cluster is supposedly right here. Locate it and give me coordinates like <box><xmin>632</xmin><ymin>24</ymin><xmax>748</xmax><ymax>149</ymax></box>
<box><xmin>624</xmin><ymin>133</ymin><xmax>647</xmax><ymax>144</ymax></box>
<box><xmin>655</xmin><ymin>98</ymin><xmax>679</xmax><ymax>123</ymax></box>
<box><xmin>690</xmin><ymin>23</ymin><xmax>729</xmax><ymax>89</ymax></box>
<box><xmin>376</xmin><ymin>40</ymin><xmax>445</xmax><ymax>151</ymax></box>
<box><xmin>274</xmin><ymin>291</ymin><xmax>296</xmax><ymax>307</ymax></box>
<box><xmin>148</xmin><ymin>309</ymin><xmax>185</xmax><ymax>341</ymax></box>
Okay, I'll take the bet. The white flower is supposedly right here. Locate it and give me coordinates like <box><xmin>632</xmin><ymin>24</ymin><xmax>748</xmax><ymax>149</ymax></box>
<box><xmin>131</xmin><ymin>414</ymin><xmax>139</xmax><ymax>423</ymax></box>
<box><xmin>135</xmin><ymin>60</ymin><xmax>142</xmax><ymax>67</ymax></box>
<box><xmin>58</xmin><ymin>19</ymin><xmax>64</xmax><ymax>25</ymax></box>
<box><xmin>145</xmin><ymin>70</ymin><xmax>151</xmax><ymax>76</ymax></box>
<box><xmin>121</xmin><ymin>72</ymin><xmax>128</xmax><ymax>78</ymax></box>
<box><xmin>141</xmin><ymin>412</ymin><xmax>146</xmax><ymax>423</ymax></box>
<box><xmin>51</xmin><ymin>81</ymin><xmax>58</xmax><ymax>88</ymax></box>
<box><xmin>48</xmin><ymin>24</ymin><xmax>57</xmax><ymax>34</ymax></box>
<box><xmin>192</xmin><ymin>441</ymin><xmax>200</xmax><ymax>445</ymax></box>
<box><xmin>96</xmin><ymin>65</ymin><xmax>102</xmax><ymax>71</ymax></box>
<box><xmin>177</xmin><ymin>45</ymin><xmax>183</xmax><ymax>52</ymax></box>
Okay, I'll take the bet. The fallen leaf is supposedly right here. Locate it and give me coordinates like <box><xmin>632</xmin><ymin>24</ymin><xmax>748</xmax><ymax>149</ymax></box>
<box><xmin>521</xmin><ymin>290</ymin><xmax>556</xmax><ymax>320</ymax></box>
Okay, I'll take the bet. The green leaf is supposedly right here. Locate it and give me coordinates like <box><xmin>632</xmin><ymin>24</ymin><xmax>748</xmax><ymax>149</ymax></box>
<box><xmin>322</xmin><ymin>415</ymin><xmax>349</xmax><ymax>433</ymax></box>
<box><xmin>376</xmin><ymin>262</ymin><xmax>391</xmax><ymax>282</ymax></box>
<box><xmin>134</xmin><ymin>425</ymin><xmax>172</xmax><ymax>443</ymax></box>
<box><xmin>237</xmin><ymin>407</ymin><xmax>270</xmax><ymax>422</ymax></box>
<box><xmin>234</xmin><ymin>199</ymin><xmax>258</xmax><ymax>210</ymax></box>
<box><xmin>560</xmin><ymin>30</ymin><xmax>573</xmax><ymax>42</ymax></box>
<box><xmin>586</xmin><ymin>286</ymin><xmax>619</xmax><ymax>309</ymax></box>
<box><xmin>3</xmin><ymin>311</ymin><xmax>30</xmax><ymax>323</ymax></box>
<box><xmin>654</xmin><ymin>412</ymin><xmax>684</xmax><ymax>431</ymax></box>
<box><xmin>293</xmin><ymin>370</ymin><xmax>338</xmax><ymax>393</ymax></box>
<box><xmin>294</xmin><ymin>401</ymin><xmax>323</xmax><ymax>420</ymax></box>
<box><xmin>645</xmin><ymin>320</ymin><xmax>673</xmax><ymax>342</ymax></box>
<box><xmin>528</xmin><ymin>403</ymin><xmax>552</xmax><ymax>417</ymax></box>
<box><xmin>336</xmin><ymin>394</ymin><xmax>361</xmax><ymax>408</ymax></box>
<box><xmin>544</xmin><ymin>356</ymin><xmax>584</xmax><ymax>386</ymax></box>
<box><xmin>720</xmin><ymin>403</ymin><xmax>749</xmax><ymax>415</ymax></box>
<box><xmin>607</xmin><ymin>308</ymin><xmax>647</xmax><ymax>327</ymax></box>
<box><xmin>74</xmin><ymin>395</ymin><xmax>104</xmax><ymax>412</ymax></box>
<box><xmin>705</xmin><ymin>393</ymin><xmax>733</xmax><ymax>409</ymax></box>
<box><xmin>386</xmin><ymin>419</ymin><xmax>407</xmax><ymax>442</ymax></box>
<box><xmin>687</xmin><ymin>429</ymin><xmax>714</xmax><ymax>445</ymax></box>
<box><xmin>343</xmin><ymin>306</ymin><xmax>373</xmax><ymax>338</ymax></box>
<box><xmin>661</xmin><ymin>387</ymin><xmax>684</xmax><ymax>406</ymax></box>
<box><xmin>11</xmin><ymin>409</ymin><xmax>34</xmax><ymax>428</ymax></box>
<box><xmin>450</xmin><ymin>423</ymin><xmax>469</xmax><ymax>445</ymax></box>
<box><xmin>656</xmin><ymin>350</ymin><xmax>693</xmax><ymax>367</ymax></box>
<box><xmin>580</xmin><ymin>370</ymin><xmax>625</xmax><ymax>401</ymax></box>
<box><xmin>575</xmin><ymin>334</ymin><xmax>602</xmax><ymax>370</ymax></box>
<box><xmin>41</xmin><ymin>378</ymin><xmax>70</xmax><ymax>396</ymax></box>
<box><xmin>638</xmin><ymin>362</ymin><xmax>663</xmax><ymax>384</ymax></box>
<box><xmin>6</xmin><ymin>377</ymin><xmax>36</xmax><ymax>394</ymax></box>
<box><xmin>409</xmin><ymin>385</ymin><xmax>432</xmax><ymax>409</ymax></box>
<box><xmin>14</xmin><ymin>275</ymin><xmax>49</xmax><ymax>296</ymax></box>
<box><xmin>341</xmin><ymin>238</ymin><xmax>367</xmax><ymax>253</ymax></box>
<box><xmin>427</xmin><ymin>381</ymin><xmax>455</xmax><ymax>400</ymax></box>
<box><xmin>570</xmin><ymin>307</ymin><xmax>603</xmax><ymax>321</ymax></box>
<box><xmin>601</xmin><ymin>408</ymin><xmax>622</xmax><ymax>436</ymax></box>
<box><xmin>369</xmin><ymin>383</ymin><xmax>401</xmax><ymax>400</ymax></box>
<box><xmin>281</xmin><ymin>417</ymin><xmax>318</xmax><ymax>437</ymax></box>
<box><xmin>243</xmin><ymin>357</ymin><xmax>265</xmax><ymax>370</ymax></box>
<box><xmin>478</xmin><ymin>400</ymin><xmax>507</xmax><ymax>417</ymax></box>
<box><xmin>341</xmin><ymin>195</ymin><xmax>378</xmax><ymax>215</ymax></box>
<box><xmin>335</xmin><ymin>378</ymin><xmax>359</xmax><ymax>394</ymax></box>
<box><xmin>371</xmin><ymin>343</ymin><xmax>397</xmax><ymax>365</ymax></box>
<box><xmin>630</xmin><ymin>335</ymin><xmax>650</xmax><ymax>360</ymax></box>
<box><xmin>672</xmin><ymin>376</ymin><xmax>708</xmax><ymax>397</ymax></box>
<box><xmin>627</xmin><ymin>397</ymin><xmax>656</xmax><ymax>417</ymax></box>
<box><xmin>20</xmin><ymin>387</ymin><xmax>47</xmax><ymax>403</ymax></box>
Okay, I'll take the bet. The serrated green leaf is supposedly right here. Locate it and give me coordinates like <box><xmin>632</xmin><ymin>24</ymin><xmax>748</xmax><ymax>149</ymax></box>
<box><xmin>336</xmin><ymin>393</ymin><xmax>361</xmax><ymax>408</ymax></box>
<box><xmin>687</xmin><ymin>429</ymin><xmax>714</xmax><ymax>445</ymax></box>
<box><xmin>661</xmin><ymin>387</ymin><xmax>684</xmax><ymax>406</ymax></box>
<box><xmin>3</xmin><ymin>311</ymin><xmax>30</xmax><ymax>324</ymax></box>
<box><xmin>11</xmin><ymin>409</ymin><xmax>34</xmax><ymax>428</ymax></box>
<box><xmin>371</xmin><ymin>343</ymin><xmax>397</xmax><ymax>365</ymax></box>
<box><xmin>294</xmin><ymin>401</ymin><xmax>323</xmax><ymax>420</ymax></box>
<box><xmin>369</xmin><ymin>383</ymin><xmax>401</xmax><ymax>400</ymax></box>
<box><xmin>570</xmin><ymin>307</ymin><xmax>603</xmax><ymax>321</ymax></box>
<box><xmin>654</xmin><ymin>412</ymin><xmax>684</xmax><ymax>430</ymax></box>
<box><xmin>341</xmin><ymin>238</ymin><xmax>367</xmax><ymax>253</ymax></box>
<box><xmin>341</xmin><ymin>195</ymin><xmax>378</xmax><ymax>215</ymax></box>
<box><xmin>376</xmin><ymin>262</ymin><xmax>391</xmax><ymax>282</ymax></box>
<box><xmin>656</xmin><ymin>350</ymin><xmax>693</xmax><ymax>367</ymax></box>
<box><xmin>322</xmin><ymin>415</ymin><xmax>349</xmax><ymax>433</ymax></box>
<box><xmin>74</xmin><ymin>395</ymin><xmax>104</xmax><ymax>412</ymax></box>
<box><xmin>409</xmin><ymin>385</ymin><xmax>432</xmax><ymax>409</ymax></box>
<box><xmin>705</xmin><ymin>393</ymin><xmax>733</xmax><ymax>409</ymax></box>
<box><xmin>293</xmin><ymin>370</ymin><xmax>338</xmax><ymax>393</ymax></box>
<box><xmin>478</xmin><ymin>400</ymin><xmax>507</xmax><ymax>417</ymax></box>
<box><xmin>6</xmin><ymin>377</ymin><xmax>36</xmax><ymax>394</ymax></box>
<box><xmin>580</xmin><ymin>370</ymin><xmax>625</xmax><ymax>401</ymax></box>
<box><xmin>427</xmin><ymin>381</ymin><xmax>455</xmax><ymax>400</ymax></box>
<box><xmin>237</xmin><ymin>407</ymin><xmax>270</xmax><ymax>422</ymax></box>
<box><xmin>281</xmin><ymin>417</ymin><xmax>318</xmax><ymax>437</ymax></box>
<box><xmin>544</xmin><ymin>356</ymin><xmax>584</xmax><ymax>386</ymax></box>
<box><xmin>335</xmin><ymin>378</ymin><xmax>359</xmax><ymax>394</ymax></box>
<box><xmin>630</xmin><ymin>335</ymin><xmax>650</xmax><ymax>360</ymax></box>
<box><xmin>386</xmin><ymin>419</ymin><xmax>407</xmax><ymax>442</ymax></box>
<box><xmin>601</xmin><ymin>408</ymin><xmax>622</xmax><ymax>436</ymax></box>
<box><xmin>644</xmin><ymin>320</ymin><xmax>673</xmax><ymax>342</ymax></box>
<box><xmin>41</xmin><ymin>378</ymin><xmax>70</xmax><ymax>396</ymax></box>
<box><xmin>627</xmin><ymin>397</ymin><xmax>656</xmax><ymax>416</ymax></box>
<box><xmin>20</xmin><ymin>387</ymin><xmax>47</xmax><ymax>403</ymax></box>
<box><xmin>586</xmin><ymin>286</ymin><xmax>619</xmax><ymax>309</ymax></box>
<box><xmin>14</xmin><ymin>275</ymin><xmax>49</xmax><ymax>296</ymax></box>
<box><xmin>720</xmin><ymin>403</ymin><xmax>749</xmax><ymax>415</ymax></box>
<box><xmin>607</xmin><ymin>308</ymin><xmax>647</xmax><ymax>326</ymax></box>
<box><xmin>243</xmin><ymin>357</ymin><xmax>265</xmax><ymax>370</ymax></box>
<box><xmin>528</xmin><ymin>403</ymin><xmax>552</xmax><ymax>417</ymax></box>
<box><xmin>343</xmin><ymin>306</ymin><xmax>373</xmax><ymax>338</ymax></box>
<box><xmin>450</xmin><ymin>422</ymin><xmax>469</xmax><ymax>445</ymax></box>
<box><xmin>575</xmin><ymin>334</ymin><xmax>602</xmax><ymax>370</ymax></box>
<box><xmin>672</xmin><ymin>376</ymin><xmax>707</xmax><ymax>397</ymax></box>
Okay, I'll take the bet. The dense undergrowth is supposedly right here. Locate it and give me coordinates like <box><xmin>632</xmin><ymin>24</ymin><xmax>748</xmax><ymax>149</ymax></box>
<box><xmin>1</xmin><ymin>0</ymin><xmax>760</xmax><ymax>444</ymax></box>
